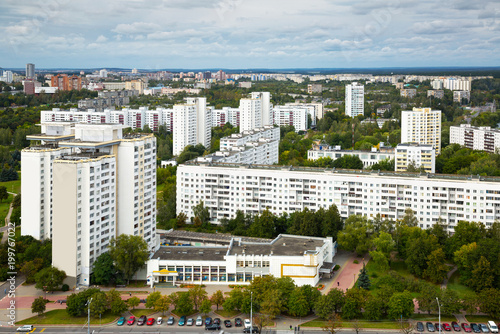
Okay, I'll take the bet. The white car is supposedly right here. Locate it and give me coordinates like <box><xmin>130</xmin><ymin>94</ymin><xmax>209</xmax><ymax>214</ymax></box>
<box><xmin>244</xmin><ymin>319</ymin><xmax>252</xmax><ymax>328</ymax></box>
<box><xmin>17</xmin><ymin>325</ymin><xmax>34</xmax><ymax>332</ymax></box>
<box><xmin>157</xmin><ymin>317</ymin><xmax>163</xmax><ymax>325</ymax></box>
<box><xmin>196</xmin><ymin>315</ymin><xmax>203</xmax><ymax>326</ymax></box>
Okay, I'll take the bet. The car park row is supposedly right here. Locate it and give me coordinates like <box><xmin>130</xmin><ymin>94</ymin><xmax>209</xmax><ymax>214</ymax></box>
<box><xmin>117</xmin><ymin>315</ymin><xmax>250</xmax><ymax>331</ymax></box>
<box><xmin>416</xmin><ymin>321</ymin><xmax>498</xmax><ymax>333</ymax></box>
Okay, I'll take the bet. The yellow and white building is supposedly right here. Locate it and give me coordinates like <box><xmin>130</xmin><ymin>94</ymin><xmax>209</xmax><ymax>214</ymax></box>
<box><xmin>395</xmin><ymin>143</ymin><xmax>436</xmax><ymax>173</ymax></box>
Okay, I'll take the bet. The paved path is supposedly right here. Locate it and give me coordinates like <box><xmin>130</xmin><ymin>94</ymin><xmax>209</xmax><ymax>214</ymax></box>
<box><xmin>325</xmin><ymin>251</ymin><xmax>370</xmax><ymax>293</ymax></box>
<box><xmin>441</xmin><ymin>265</ymin><xmax>458</xmax><ymax>289</ymax></box>
<box><xmin>1</xmin><ymin>191</ymin><xmax>17</xmax><ymax>244</ymax></box>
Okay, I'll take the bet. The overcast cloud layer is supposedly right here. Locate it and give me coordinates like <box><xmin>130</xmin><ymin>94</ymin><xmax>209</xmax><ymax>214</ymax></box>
<box><xmin>1</xmin><ymin>0</ymin><xmax>499</xmax><ymax>69</ymax></box>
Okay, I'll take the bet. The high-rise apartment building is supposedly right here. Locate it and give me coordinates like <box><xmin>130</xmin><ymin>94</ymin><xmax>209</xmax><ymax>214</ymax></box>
<box><xmin>395</xmin><ymin>143</ymin><xmax>435</xmax><ymax>173</ymax></box>
<box><xmin>51</xmin><ymin>74</ymin><xmax>82</xmax><ymax>91</ymax></box>
<box><xmin>345</xmin><ymin>82</ymin><xmax>364</xmax><ymax>118</ymax></box>
<box><xmin>450</xmin><ymin>124</ymin><xmax>500</xmax><ymax>153</ymax></box>
<box><xmin>26</xmin><ymin>63</ymin><xmax>35</xmax><ymax>79</ymax></box>
<box><xmin>401</xmin><ymin>107</ymin><xmax>442</xmax><ymax>155</ymax></box>
<box><xmin>22</xmin><ymin>122</ymin><xmax>156</xmax><ymax>286</ymax></box>
<box><xmin>172</xmin><ymin>98</ymin><xmax>211</xmax><ymax>156</ymax></box>
<box><xmin>273</xmin><ymin>106</ymin><xmax>308</xmax><ymax>132</ymax></box>
<box><xmin>239</xmin><ymin>92</ymin><xmax>272</xmax><ymax>132</ymax></box>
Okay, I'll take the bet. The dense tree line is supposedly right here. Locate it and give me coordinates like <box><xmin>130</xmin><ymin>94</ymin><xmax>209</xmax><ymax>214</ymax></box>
<box><xmin>436</xmin><ymin>144</ymin><xmax>500</xmax><ymax>176</ymax></box>
<box><xmin>0</xmin><ymin>89</ymin><xmax>97</xmax><ymax>108</ymax></box>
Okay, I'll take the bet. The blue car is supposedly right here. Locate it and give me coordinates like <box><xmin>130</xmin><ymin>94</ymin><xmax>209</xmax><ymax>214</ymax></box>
<box><xmin>179</xmin><ymin>316</ymin><xmax>186</xmax><ymax>326</ymax></box>
<box><xmin>205</xmin><ymin>317</ymin><xmax>212</xmax><ymax>326</ymax></box>
<box><xmin>117</xmin><ymin>317</ymin><xmax>125</xmax><ymax>326</ymax></box>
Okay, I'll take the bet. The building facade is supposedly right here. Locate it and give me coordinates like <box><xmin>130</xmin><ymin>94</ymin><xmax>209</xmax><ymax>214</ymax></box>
<box><xmin>401</xmin><ymin>107</ymin><xmax>442</xmax><ymax>155</ymax></box>
<box><xmin>453</xmin><ymin>90</ymin><xmax>471</xmax><ymax>103</ymax></box>
<box><xmin>146</xmin><ymin>234</ymin><xmax>336</xmax><ymax>287</ymax></box>
<box><xmin>51</xmin><ymin>74</ymin><xmax>82</xmax><ymax>91</ymax></box>
<box><xmin>22</xmin><ymin>122</ymin><xmax>156</xmax><ymax>286</ymax></box>
<box><xmin>307</xmin><ymin>144</ymin><xmax>395</xmax><ymax>168</ymax></box>
<box><xmin>177</xmin><ymin>163</ymin><xmax>500</xmax><ymax>232</ymax></box>
<box><xmin>26</xmin><ymin>63</ymin><xmax>35</xmax><ymax>79</ymax></box>
<box><xmin>450</xmin><ymin>124</ymin><xmax>500</xmax><ymax>153</ymax></box>
<box><xmin>395</xmin><ymin>143</ymin><xmax>436</xmax><ymax>174</ymax></box>
<box><xmin>400</xmin><ymin>88</ymin><xmax>417</xmax><ymax>98</ymax></box>
<box><xmin>345</xmin><ymin>82</ymin><xmax>364</xmax><ymax>118</ymax></box>
<box><xmin>427</xmin><ymin>90</ymin><xmax>444</xmax><ymax>99</ymax></box>
<box><xmin>273</xmin><ymin>106</ymin><xmax>308</xmax><ymax>132</ymax></box>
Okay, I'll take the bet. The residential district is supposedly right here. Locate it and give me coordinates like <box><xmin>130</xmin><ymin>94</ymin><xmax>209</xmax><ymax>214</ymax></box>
<box><xmin>0</xmin><ymin>65</ymin><xmax>499</xmax><ymax>333</ymax></box>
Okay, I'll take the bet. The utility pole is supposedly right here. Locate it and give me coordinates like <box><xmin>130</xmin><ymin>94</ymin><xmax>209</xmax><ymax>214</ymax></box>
<box><xmin>86</xmin><ymin>297</ymin><xmax>93</xmax><ymax>334</ymax></box>
<box><xmin>436</xmin><ymin>297</ymin><xmax>441</xmax><ymax>334</ymax></box>
<box><xmin>250</xmin><ymin>291</ymin><xmax>253</xmax><ymax>333</ymax></box>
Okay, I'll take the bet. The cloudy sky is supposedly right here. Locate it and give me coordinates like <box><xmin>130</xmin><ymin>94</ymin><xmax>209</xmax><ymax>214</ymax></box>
<box><xmin>1</xmin><ymin>0</ymin><xmax>499</xmax><ymax>69</ymax></box>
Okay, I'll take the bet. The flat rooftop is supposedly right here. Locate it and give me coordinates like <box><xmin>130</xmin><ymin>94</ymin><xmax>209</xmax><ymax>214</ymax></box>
<box><xmin>229</xmin><ymin>235</ymin><xmax>325</xmax><ymax>256</ymax></box>
<box><xmin>160</xmin><ymin>229</ymin><xmax>269</xmax><ymax>245</ymax></box>
<box><xmin>152</xmin><ymin>246</ymin><xmax>227</xmax><ymax>261</ymax></box>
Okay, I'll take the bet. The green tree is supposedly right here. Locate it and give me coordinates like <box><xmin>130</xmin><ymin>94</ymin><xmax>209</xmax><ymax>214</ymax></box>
<box><xmin>174</xmin><ymin>292</ymin><xmax>194</xmax><ymax>315</ymax></box>
<box><xmin>405</xmin><ymin>233</ymin><xmax>437</xmax><ymax>277</ymax></box>
<box><xmin>89</xmin><ymin>291</ymin><xmax>108</xmax><ymax>318</ymax></box>
<box><xmin>31</xmin><ymin>296</ymin><xmax>47</xmax><ymax>316</ymax></box>
<box><xmin>462</xmin><ymin>292</ymin><xmax>479</xmax><ymax>315</ymax></box>
<box><xmin>387</xmin><ymin>291</ymin><xmax>414</xmax><ymax>320</ymax></box>
<box><xmin>322</xmin><ymin>313</ymin><xmax>342</xmax><ymax>334</ymax></box>
<box><xmin>342</xmin><ymin>288</ymin><xmax>367</xmax><ymax>320</ymax></box>
<box><xmin>66</xmin><ymin>288</ymin><xmax>100</xmax><ymax>317</ymax></box>
<box><xmin>478</xmin><ymin>288</ymin><xmax>500</xmax><ymax>319</ymax></box>
<box><xmin>188</xmin><ymin>285</ymin><xmax>207</xmax><ymax>311</ymax></box>
<box><xmin>145</xmin><ymin>291</ymin><xmax>162</xmax><ymax>309</ymax></box>
<box><xmin>154</xmin><ymin>295</ymin><xmax>171</xmax><ymax>316</ymax></box>
<box><xmin>417</xmin><ymin>283</ymin><xmax>439</xmax><ymax>314</ymax></box>
<box><xmin>453</xmin><ymin>242</ymin><xmax>479</xmax><ymax>285</ymax></box>
<box><xmin>287</xmin><ymin>287</ymin><xmax>309</xmax><ymax>317</ymax></box>
<box><xmin>127</xmin><ymin>296</ymin><xmax>140</xmax><ymax>310</ymax></box>
<box><xmin>469</xmin><ymin>256</ymin><xmax>494</xmax><ymax>291</ymax></box>
<box><xmin>314</xmin><ymin>288</ymin><xmax>345</xmax><ymax>319</ymax></box>
<box><xmin>200</xmin><ymin>299</ymin><xmax>212</xmax><ymax>315</ymax></box>
<box><xmin>439</xmin><ymin>289</ymin><xmax>461</xmax><ymax>315</ymax></box>
<box><xmin>92</xmin><ymin>252</ymin><xmax>117</xmax><ymax>285</ymax></box>
<box><xmin>34</xmin><ymin>266</ymin><xmax>66</xmax><ymax>292</ymax></box>
<box><xmin>369</xmin><ymin>250</ymin><xmax>390</xmax><ymax>271</ymax></box>
<box><xmin>210</xmin><ymin>290</ymin><xmax>225</xmax><ymax>310</ymax></box>
<box><xmin>364</xmin><ymin>294</ymin><xmax>384</xmax><ymax>320</ymax></box>
<box><xmin>447</xmin><ymin>221</ymin><xmax>485</xmax><ymax>257</ymax></box>
<box><xmin>20</xmin><ymin>258</ymin><xmax>44</xmax><ymax>284</ymax></box>
<box><xmin>248</xmin><ymin>209</ymin><xmax>276</xmax><ymax>238</ymax></box>
<box><xmin>372</xmin><ymin>231</ymin><xmax>396</xmax><ymax>258</ymax></box>
<box><xmin>337</xmin><ymin>217</ymin><xmax>371</xmax><ymax>256</ymax></box>
<box><xmin>107</xmin><ymin>289</ymin><xmax>127</xmax><ymax>315</ymax></box>
<box><xmin>357</xmin><ymin>262</ymin><xmax>371</xmax><ymax>290</ymax></box>
<box><xmin>192</xmin><ymin>200</ymin><xmax>210</xmax><ymax>225</ymax></box>
<box><xmin>0</xmin><ymin>186</ymin><xmax>7</xmax><ymax>202</ymax></box>
<box><xmin>260</xmin><ymin>289</ymin><xmax>284</xmax><ymax>319</ymax></box>
<box><xmin>108</xmin><ymin>234</ymin><xmax>149</xmax><ymax>285</ymax></box>
<box><xmin>423</xmin><ymin>248</ymin><xmax>449</xmax><ymax>284</ymax></box>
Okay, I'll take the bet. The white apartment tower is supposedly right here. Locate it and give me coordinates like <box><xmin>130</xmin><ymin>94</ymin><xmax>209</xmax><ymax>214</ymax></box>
<box><xmin>240</xmin><ymin>92</ymin><xmax>272</xmax><ymax>132</ymax></box>
<box><xmin>173</xmin><ymin>98</ymin><xmax>211</xmax><ymax>156</ymax></box>
<box><xmin>401</xmin><ymin>108</ymin><xmax>442</xmax><ymax>155</ymax></box>
<box><xmin>345</xmin><ymin>82</ymin><xmax>364</xmax><ymax>118</ymax></box>
<box><xmin>22</xmin><ymin>122</ymin><xmax>156</xmax><ymax>286</ymax></box>
<box><xmin>251</xmin><ymin>92</ymin><xmax>272</xmax><ymax>126</ymax></box>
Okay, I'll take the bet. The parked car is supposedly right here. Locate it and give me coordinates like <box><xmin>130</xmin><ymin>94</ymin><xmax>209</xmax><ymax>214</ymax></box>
<box><xmin>179</xmin><ymin>316</ymin><xmax>186</xmax><ymax>326</ymax></box>
<box><xmin>214</xmin><ymin>318</ymin><xmax>221</xmax><ymax>325</ymax></box>
<box><xmin>488</xmin><ymin>321</ymin><xmax>498</xmax><ymax>333</ymax></box>
<box><xmin>462</xmin><ymin>323</ymin><xmax>472</xmax><ymax>333</ymax></box>
<box><xmin>479</xmin><ymin>324</ymin><xmax>490</xmax><ymax>333</ymax></box>
<box><xmin>117</xmin><ymin>317</ymin><xmax>126</xmax><ymax>326</ymax></box>
<box><xmin>444</xmin><ymin>323</ymin><xmax>452</xmax><ymax>331</ymax></box>
<box><xmin>137</xmin><ymin>315</ymin><xmax>147</xmax><ymax>326</ymax></box>
<box><xmin>436</xmin><ymin>323</ymin><xmax>443</xmax><ymax>332</ymax></box>
<box><xmin>225</xmin><ymin>320</ymin><xmax>232</xmax><ymax>327</ymax></box>
<box><xmin>235</xmin><ymin>318</ymin><xmax>243</xmax><ymax>327</ymax></box>
<box><xmin>146</xmin><ymin>318</ymin><xmax>155</xmax><ymax>326</ymax></box>
<box><xmin>157</xmin><ymin>317</ymin><xmax>163</xmax><ymax>325</ymax></box>
<box><xmin>187</xmin><ymin>318</ymin><xmax>194</xmax><ymax>326</ymax></box>
<box><xmin>244</xmin><ymin>319</ymin><xmax>252</xmax><ymax>328</ymax></box>
<box><xmin>196</xmin><ymin>316</ymin><xmax>204</xmax><ymax>326</ymax></box>
<box><xmin>243</xmin><ymin>326</ymin><xmax>260</xmax><ymax>333</ymax></box>
<box><xmin>16</xmin><ymin>325</ymin><xmax>33</xmax><ymax>332</ymax></box>
<box><xmin>427</xmin><ymin>322</ymin><xmax>436</xmax><ymax>332</ymax></box>
<box><xmin>167</xmin><ymin>316</ymin><xmax>175</xmax><ymax>325</ymax></box>
<box><xmin>206</xmin><ymin>324</ymin><xmax>222</xmax><ymax>331</ymax></box>
<box><xmin>206</xmin><ymin>317</ymin><xmax>213</xmax><ymax>326</ymax></box>
<box><xmin>471</xmin><ymin>324</ymin><xmax>481</xmax><ymax>333</ymax></box>
<box><xmin>416</xmin><ymin>322</ymin><xmax>424</xmax><ymax>332</ymax></box>
<box><xmin>127</xmin><ymin>316</ymin><xmax>136</xmax><ymax>325</ymax></box>
<box><xmin>452</xmin><ymin>322</ymin><xmax>461</xmax><ymax>332</ymax></box>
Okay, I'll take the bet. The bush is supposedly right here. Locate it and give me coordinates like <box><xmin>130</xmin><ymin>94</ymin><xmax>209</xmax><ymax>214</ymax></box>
<box><xmin>333</xmin><ymin>265</ymin><xmax>341</xmax><ymax>271</ymax></box>
<box><xmin>61</xmin><ymin>284</ymin><xmax>69</xmax><ymax>292</ymax></box>
<box><xmin>370</xmin><ymin>272</ymin><xmax>378</xmax><ymax>278</ymax></box>
<box><xmin>353</xmin><ymin>260</ymin><xmax>359</xmax><ymax>264</ymax></box>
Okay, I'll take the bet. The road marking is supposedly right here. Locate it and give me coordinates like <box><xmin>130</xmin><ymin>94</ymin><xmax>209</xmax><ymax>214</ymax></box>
<box><xmin>39</xmin><ymin>329</ymin><xmax>46</xmax><ymax>333</ymax></box>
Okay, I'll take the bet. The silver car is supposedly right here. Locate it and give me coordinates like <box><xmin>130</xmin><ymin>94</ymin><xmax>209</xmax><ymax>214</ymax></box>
<box><xmin>196</xmin><ymin>315</ymin><xmax>203</xmax><ymax>326</ymax></box>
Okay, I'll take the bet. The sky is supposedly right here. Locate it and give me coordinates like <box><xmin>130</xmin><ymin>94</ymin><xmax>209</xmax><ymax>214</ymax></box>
<box><xmin>1</xmin><ymin>0</ymin><xmax>500</xmax><ymax>70</ymax></box>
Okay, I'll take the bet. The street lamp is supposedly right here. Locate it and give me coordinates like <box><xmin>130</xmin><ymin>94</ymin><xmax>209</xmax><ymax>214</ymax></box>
<box><xmin>436</xmin><ymin>297</ymin><xmax>442</xmax><ymax>334</ymax></box>
<box><xmin>250</xmin><ymin>291</ymin><xmax>253</xmax><ymax>332</ymax></box>
<box><xmin>86</xmin><ymin>297</ymin><xmax>93</xmax><ymax>334</ymax></box>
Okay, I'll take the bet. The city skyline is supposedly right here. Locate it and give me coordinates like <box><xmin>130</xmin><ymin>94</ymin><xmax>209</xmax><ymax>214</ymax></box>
<box><xmin>1</xmin><ymin>0</ymin><xmax>499</xmax><ymax>69</ymax></box>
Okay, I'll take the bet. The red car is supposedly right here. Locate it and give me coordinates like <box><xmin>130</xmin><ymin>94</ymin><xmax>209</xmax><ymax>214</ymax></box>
<box><xmin>462</xmin><ymin>323</ymin><xmax>472</xmax><ymax>333</ymax></box>
<box><xmin>127</xmin><ymin>316</ymin><xmax>136</xmax><ymax>325</ymax></box>
<box><xmin>452</xmin><ymin>322</ymin><xmax>461</xmax><ymax>332</ymax></box>
<box><xmin>443</xmin><ymin>323</ymin><xmax>452</xmax><ymax>331</ymax></box>
<box><xmin>146</xmin><ymin>318</ymin><xmax>155</xmax><ymax>326</ymax></box>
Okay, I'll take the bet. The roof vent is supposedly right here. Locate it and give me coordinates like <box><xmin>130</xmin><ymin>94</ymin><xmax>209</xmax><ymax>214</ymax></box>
<box><xmin>283</xmin><ymin>243</ymin><xmax>286</xmax><ymax>246</ymax></box>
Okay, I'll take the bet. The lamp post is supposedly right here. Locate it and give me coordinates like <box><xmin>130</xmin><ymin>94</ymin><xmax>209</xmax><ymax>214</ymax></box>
<box><xmin>250</xmin><ymin>291</ymin><xmax>253</xmax><ymax>332</ymax></box>
<box><xmin>436</xmin><ymin>297</ymin><xmax>441</xmax><ymax>334</ymax></box>
<box><xmin>86</xmin><ymin>297</ymin><xmax>93</xmax><ymax>334</ymax></box>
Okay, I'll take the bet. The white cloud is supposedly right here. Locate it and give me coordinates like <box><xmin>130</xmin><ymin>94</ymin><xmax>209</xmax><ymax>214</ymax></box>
<box><xmin>112</xmin><ymin>22</ymin><xmax>161</xmax><ymax>35</ymax></box>
<box><xmin>96</xmin><ymin>35</ymin><xmax>108</xmax><ymax>43</ymax></box>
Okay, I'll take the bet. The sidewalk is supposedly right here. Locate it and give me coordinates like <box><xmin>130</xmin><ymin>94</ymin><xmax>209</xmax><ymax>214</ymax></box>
<box><xmin>325</xmin><ymin>251</ymin><xmax>370</xmax><ymax>293</ymax></box>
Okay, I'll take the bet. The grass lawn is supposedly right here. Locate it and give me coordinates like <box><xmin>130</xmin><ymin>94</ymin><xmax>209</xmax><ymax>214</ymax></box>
<box><xmin>411</xmin><ymin>314</ymin><xmax>457</xmax><ymax>322</ymax></box>
<box><xmin>0</xmin><ymin>193</ymin><xmax>14</xmax><ymax>227</ymax></box>
<box><xmin>301</xmin><ymin>318</ymin><xmax>400</xmax><ymax>329</ymax></box>
<box><xmin>465</xmin><ymin>315</ymin><xmax>500</xmax><ymax>323</ymax></box>
<box><xmin>0</xmin><ymin>179</ymin><xmax>21</xmax><ymax>195</ymax></box>
<box><xmin>171</xmin><ymin>309</ymin><xmax>199</xmax><ymax>317</ymax></box>
<box><xmin>447</xmin><ymin>271</ymin><xmax>474</xmax><ymax>299</ymax></box>
<box><xmin>130</xmin><ymin>309</ymin><xmax>154</xmax><ymax>317</ymax></box>
<box><xmin>17</xmin><ymin>309</ymin><xmax>118</xmax><ymax>325</ymax></box>
<box><xmin>214</xmin><ymin>309</ymin><xmax>241</xmax><ymax>318</ymax></box>
<box><xmin>127</xmin><ymin>280</ymin><xmax>148</xmax><ymax>288</ymax></box>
